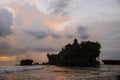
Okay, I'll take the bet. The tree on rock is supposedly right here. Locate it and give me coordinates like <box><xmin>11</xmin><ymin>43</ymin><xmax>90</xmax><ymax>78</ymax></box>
<box><xmin>47</xmin><ymin>38</ymin><xmax>101</xmax><ymax>67</ymax></box>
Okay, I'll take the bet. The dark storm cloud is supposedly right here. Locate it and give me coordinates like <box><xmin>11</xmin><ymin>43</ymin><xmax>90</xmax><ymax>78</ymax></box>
<box><xmin>50</xmin><ymin>33</ymin><xmax>61</xmax><ymax>39</ymax></box>
<box><xmin>29</xmin><ymin>47</ymin><xmax>58</xmax><ymax>52</ymax></box>
<box><xmin>28</xmin><ymin>31</ymin><xmax>48</xmax><ymax>39</ymax></box>
<box><xmin>0</xmin><ymin>42</ymin><xmax>10</xmax><ymax>49</ymax></box>
<box><xmin>26</xmin><ymin>30</ymin><xmax>61</xmax><ymax>39</ymax></box>
<box><xmin>0</xmin><ymin>9</ymin><xmax>13</xmax><ymax>37</ymax></box>
<box><xmin>49</xmin><ymin>0</ymin><xmax>70</xmax><ymax>16</ymax></box>
<box><xmin>0</xmin><ymin>42</ymin><xmax>27</xmax><ymax>56</ymax></box>
<box><xmin>117</xmin><ymin>0</ymin><xmax>120</xmax><ymax>3</ymax></box>
<box><xmin>0</xmin><ymin>47</ymin><xmax>28</xmax><ymax>56</ymax></box>
<box><xmin>77</xmin><ymin>25</ymin><xmax>90</xmax><ymax>40</ymax></box>
<box><xmin>66</xmin><ymin>34</ymin><xmax>73</xmax><ymax>38</ymax></box>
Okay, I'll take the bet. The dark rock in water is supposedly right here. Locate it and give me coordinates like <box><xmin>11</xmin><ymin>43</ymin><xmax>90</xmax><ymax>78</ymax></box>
<box><xmin>20</xmin><ymin>59</ymin><xmax>33</xmax><ymax>66</ymax></box>
<box><xmin>102</xmin><ymin>60</ymin><xmax>120</xmax><ymax>65</ymax></box>
<box><xmin>33</xmin><ymin>62</ymin><xmax>39</xmax><ymax>65</ymax></box>
<box><xmin>116</xmin><ymin>75</ymin><xmax>120</xmax><ymax>80</ymax></box>
<box><xmin>42</xmin><ymin>63</ymin><xmax>47</xmax><ymax>65</ymax></box>
<box><xmin>47</xmin><ymin>38</ymin><xmax>101</xmax><ymax>67</ymax></box>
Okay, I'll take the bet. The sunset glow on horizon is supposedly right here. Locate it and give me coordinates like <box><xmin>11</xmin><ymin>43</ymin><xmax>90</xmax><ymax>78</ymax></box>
<box><xmin>0</xmin><ymin>56</ymin><xmax>16</xmax><ymax>61</ymax></box>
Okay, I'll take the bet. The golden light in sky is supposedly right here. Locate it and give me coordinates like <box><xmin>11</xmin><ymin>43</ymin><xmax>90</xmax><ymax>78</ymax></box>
<box><xmin>0</xmin><ymin>56</ymin><xmax>8</xmax><ymax>60</ymax></box>
<box><xmin>0</xmin><ymin>56</ymin><xmax>16</xmax><ymax>61</ymax></box>
<box><xmin>45</xmin><ymin>18</ymin><xmax>72</xmax><ymax>31</ymax></box>
<box><xmin>47</xmin><ymin>35</ymin><xmax>54</xmax><ymax>40</ymax></box>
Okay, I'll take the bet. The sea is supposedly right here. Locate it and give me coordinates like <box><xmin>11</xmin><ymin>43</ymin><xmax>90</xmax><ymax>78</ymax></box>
<box><xmin>0</xmin><ymin>61</ymin><xmax>120</xmax><ymax>80</ymax></box>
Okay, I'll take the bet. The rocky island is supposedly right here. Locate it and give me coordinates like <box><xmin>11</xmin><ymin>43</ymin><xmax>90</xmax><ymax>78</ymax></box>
<box><xmin>47</xmin><ymin>39</ymin><xmax>101</xmax><ymax>67</ymax></box>
<box><xmin>102</xmin><ymin>60</ymin><xmax>120</xmax><ymax>65</ymax></box>
<box><xmin>20</xmin><ymin>59</ymin><xmax>33</xmax><ymax>66</ymax></box>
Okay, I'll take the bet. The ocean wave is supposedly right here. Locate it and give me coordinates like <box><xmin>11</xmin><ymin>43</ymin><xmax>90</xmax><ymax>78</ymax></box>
<box><xmin>0</xmin><ymin>66</ymin><xmax>51</xmax><ymax>74</ymax></box>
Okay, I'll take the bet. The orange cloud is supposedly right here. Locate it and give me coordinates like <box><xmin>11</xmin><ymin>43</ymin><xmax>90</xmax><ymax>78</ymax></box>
<box><xmin>45</xmin><ymin>18</ymin><xmax>71</xmax><ymax>31</ymax></box>
<box><xmin>47</xmin><ymin>35</ymin><xmax>53</xmax><ymax>40</ymax></box>
<box><xmin>0</xmin><ymin>56</ymin><xmax>16</xmax><ymax>61</ymax></box>
<box><xmin>7</xmin><ymin>1</ymin><xmax>72</xmax><ymax>32</ymax></box>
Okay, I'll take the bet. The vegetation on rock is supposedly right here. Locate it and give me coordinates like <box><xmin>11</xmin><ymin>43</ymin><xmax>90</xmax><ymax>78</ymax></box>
<box><xmin>47</xmin><ymin>39</ymin><xmax>101</xmax><ymax>67</ymax></box>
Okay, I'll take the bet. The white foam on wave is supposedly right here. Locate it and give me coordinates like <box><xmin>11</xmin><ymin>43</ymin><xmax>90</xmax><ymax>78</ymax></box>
<box><xmin>0</xmin><ymin>65</ymin><xmax>51</xmax><ymax>74</ymax></box>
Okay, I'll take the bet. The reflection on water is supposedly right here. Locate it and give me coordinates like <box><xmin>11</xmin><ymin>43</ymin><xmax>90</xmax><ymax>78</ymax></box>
<box><xmin>47</xmin><ymin>65</ymin><xmax>120</xmax><ymax>80</ymax></box>
<box><xmin>0</xmin><ymin>65</ymin><xmax>120</xmax><ymax>80</ymax></box>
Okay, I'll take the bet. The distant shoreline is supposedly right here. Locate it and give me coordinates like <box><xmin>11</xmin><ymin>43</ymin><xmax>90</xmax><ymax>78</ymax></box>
<box><xmin>102</xmin><ymin>60</ymin><xmax>120</xmax><ymax>65</ymax></box>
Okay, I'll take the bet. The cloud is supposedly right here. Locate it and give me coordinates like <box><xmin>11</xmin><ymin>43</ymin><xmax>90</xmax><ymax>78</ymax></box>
<box><xmin>1</xmin><ymin>1</ymin><xmax>67</xmax><ymax>56</ymax></box>
<box><xmin>8</xmin><ymin>2</ymin><xmax>65</xmax><ymax>39</ymax></box>
<box><xmin>0</xmin><ymin>0</ymin><xmax>13</xmax><ymax>6</ymax></box>
<box><xmin>66</xmin><ymin>34</ymin><xmax>73</xmax><ymax>38</ymax></box>
<box><xmin>0</xmin><ymin>47</ymin><xmax>27</xmax><ymax>56</ymax></box>
<box><xmin>48</xmin><ymin>0</ymin><xmax>71</xmax><ymax>16</ymax></box>
<box><xmin>0</xmin><ymin>42</ymin><xmax>10</xmax><ymax>49</ymax></box>
<box><xmin>28</xmin><ymin>47</ymin><xmax>58</xmax><ymax>52</ymax></box>
<box><xmin>26</xmin><ymin>29</ymin><xmax>61</xmax><ymax>39</ymax></box>
<box><xmin>0</xmin><ymin>0</ymin><xmax>120</xmax><ymax>61</ymax></box>
<box><xmin>29</xmin><ymin>31</ymin><xmax>48</xmax><ymax>39</ymax></box>
<box><xmin>50</xmin><ymin>32</ymin><xmax>61</xmax><ymax>39</ymax></box>
<box><xmin>0</xmin><ymin>9</ymin><xmax>13</xmax><ymax>37</ymax></box>
<box><xmin>24</xmin><ymin>17</ymin><xmax>62</xmax><ymax>39</ymax></box>
<box><xmin>76</xmin><ymin>25</ymin><xmax>90</xmax><ymax>40</ymax></box>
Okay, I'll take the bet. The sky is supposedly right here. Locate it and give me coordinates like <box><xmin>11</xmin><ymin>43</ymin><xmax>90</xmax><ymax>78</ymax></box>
<box><xmin>0</xmin><ymin>0</ymin><xmax>120</xmax><ymax>63</ymax></box>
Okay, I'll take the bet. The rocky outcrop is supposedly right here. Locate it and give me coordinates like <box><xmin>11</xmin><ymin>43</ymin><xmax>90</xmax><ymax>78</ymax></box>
<box><xmin>47</xmin><ymin>39</ymin><xmax>101</xmax><ymax>67</ymax></box>
<box><xmin>20</xmin><ymin>59</ymin><xmax>33</xmax><ymax>66</ymax></box>
<box><xmin>102</xmin><ymin>60</ymin><xmax>120</xmax><ymax>65</ymax></box>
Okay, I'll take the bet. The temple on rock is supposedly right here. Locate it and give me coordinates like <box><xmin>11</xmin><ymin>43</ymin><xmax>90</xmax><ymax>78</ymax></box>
<box><xmin>47</xmin><ymin>39</ymin><xmax>101</xmax><ymax>67</ymax></box>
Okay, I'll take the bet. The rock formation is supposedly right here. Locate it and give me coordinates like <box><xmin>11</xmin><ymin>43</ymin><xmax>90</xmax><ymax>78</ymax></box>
<box><xmin>47</xmin><ymin>39</ymin><xmax>101</xmax><ymax>67</ymax></box>
<box><xmin>20</xmin><ymin>59</ymin><xmax>33</xmax><ymax>66</ymax></box>
<box><xmin>102</xmin><ymin>60</ymin><xmax>120</xmax><ymax>65</ymax></box>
